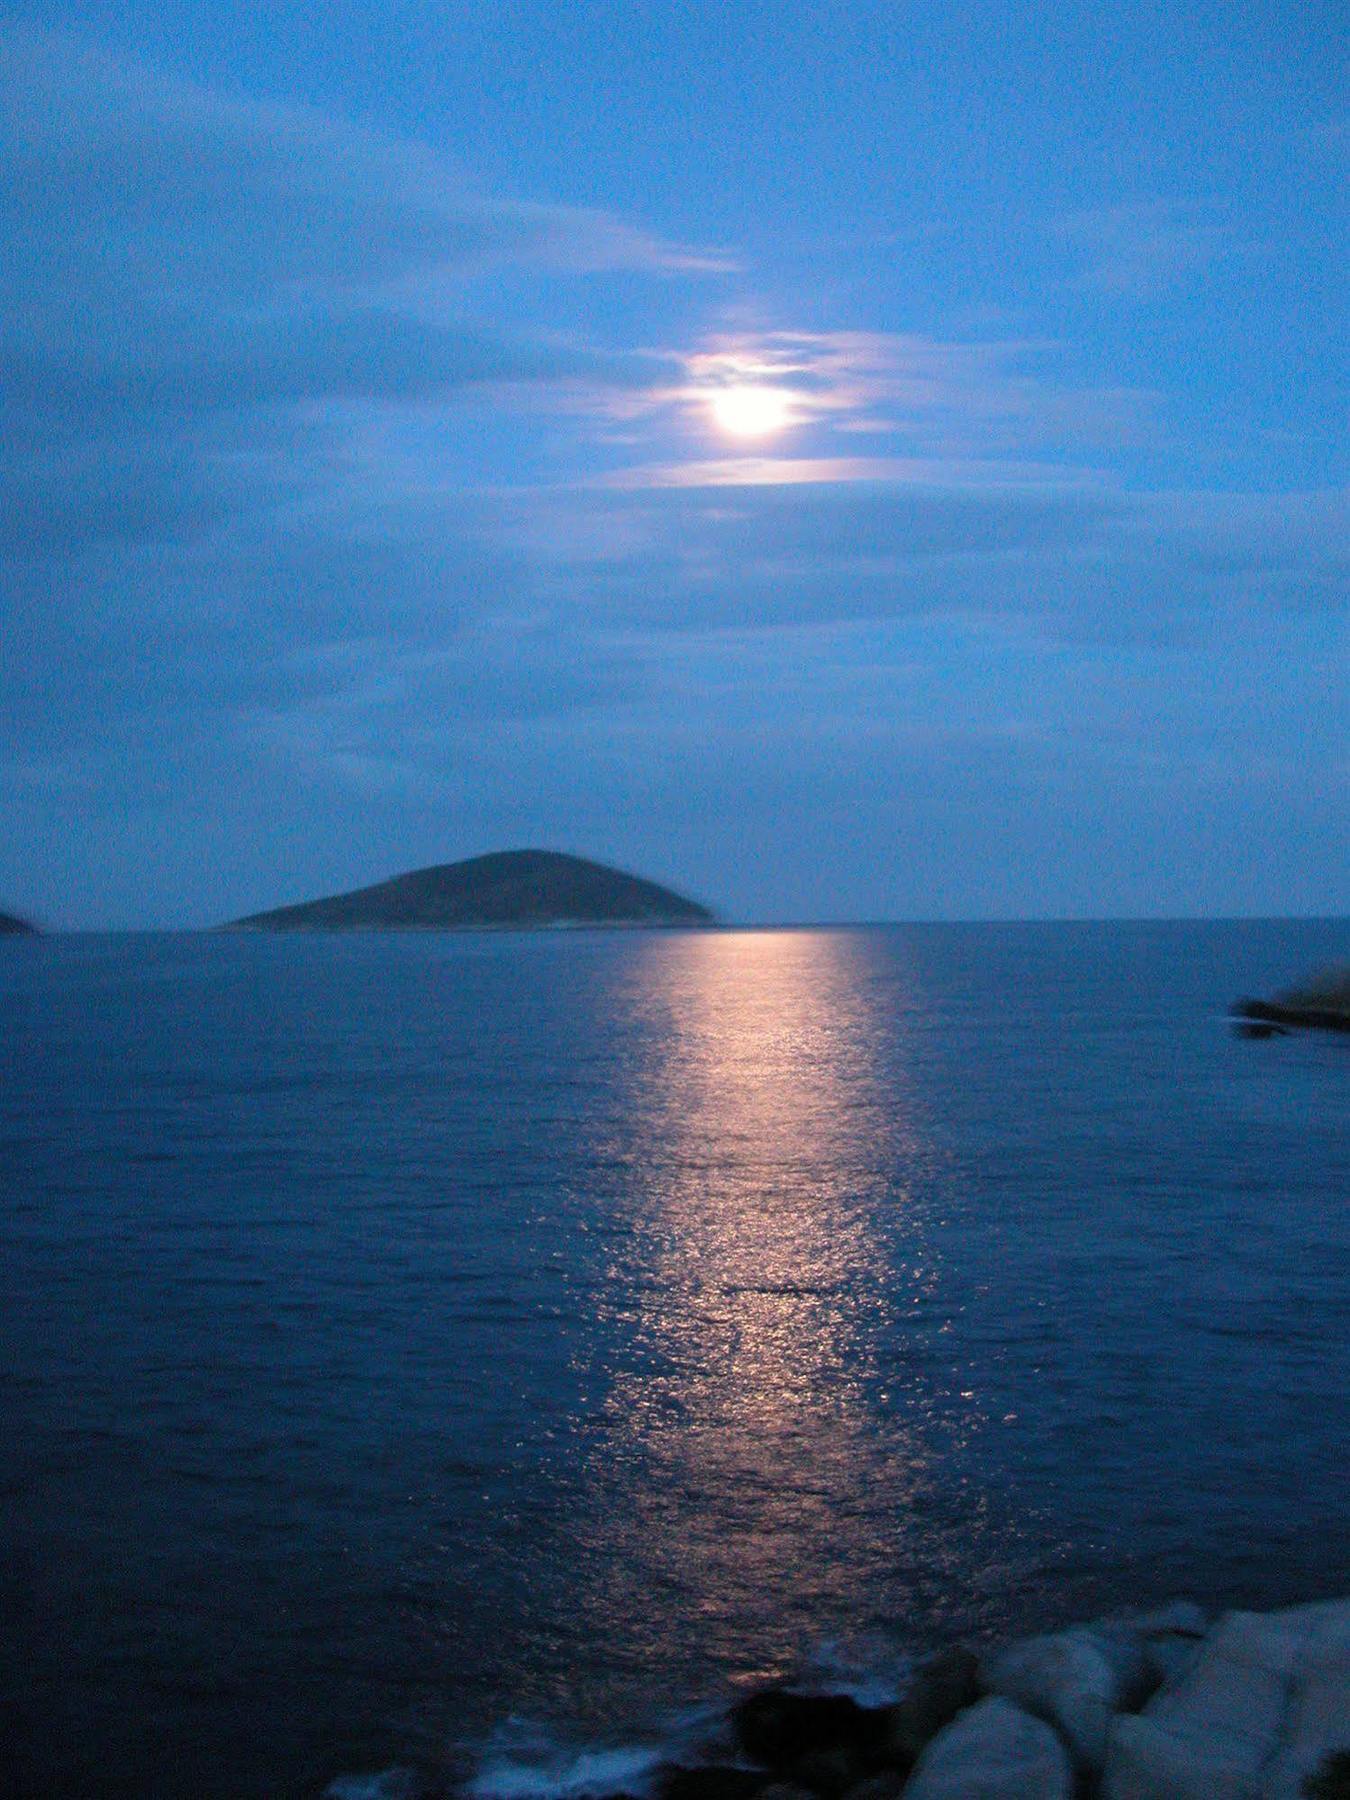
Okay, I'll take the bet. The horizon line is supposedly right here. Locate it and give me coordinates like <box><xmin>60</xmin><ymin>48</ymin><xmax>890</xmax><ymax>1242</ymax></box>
<box><xmin>11</xmin><ymin>910</ymin><xmax>1349</xmax><ymax>936</ymax></box>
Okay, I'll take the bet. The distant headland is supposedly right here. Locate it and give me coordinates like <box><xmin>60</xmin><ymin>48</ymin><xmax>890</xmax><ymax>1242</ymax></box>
<box><xmin>1232</xmin><ymin>963</ymin><xmax>1350</xmax><ymax>1036</ymax></box>
<box><xmin>223</xmin><ymin>849</ymin><xmax>715</xmax><ymax>932</ymax></box>
<box><xmin>0</xmin><ymin>909</ymin><xmax>38</xmax><ymax>935</ymax></box>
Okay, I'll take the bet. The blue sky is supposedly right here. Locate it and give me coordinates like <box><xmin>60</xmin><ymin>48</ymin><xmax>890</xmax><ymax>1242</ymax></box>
<box><xmin>2</xmin><ymin>2</ymin><xmax>1345</xmax><ymax>925</ymax></box>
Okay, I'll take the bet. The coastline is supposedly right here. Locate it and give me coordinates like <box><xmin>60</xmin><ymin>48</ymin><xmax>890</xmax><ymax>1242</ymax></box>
<box><xmin>328</xmin><ymin>1594</ymin><xmax>1350</xmax><ymax>1800</ymax></box>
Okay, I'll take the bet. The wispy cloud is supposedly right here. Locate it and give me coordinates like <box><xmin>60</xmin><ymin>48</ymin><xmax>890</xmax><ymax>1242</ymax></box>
<box><xmin>1055</xmin><ymin>200</ymin><xmax>1244</xmax><ymax>297</ymax></box>
<box><xmin>0</xmin><ymin>27</ymin><xmax>730</xmax><ymax>560</ymax></box>
<box><xmin>585</xmin><ymin>328</ymin><xmax>1154</xmax><ymax>481</ymax></box>
<box><xmin>1</xmin><ymin>27</ymin><xmax>731</xmax><ymax>308</ymax></box>
<box><xmin>678</xmin><ymin>329</ymin><xmax>1066</xmax><ymax>422</ymax></box>
<box><xmin>600</xmin><ymin>455</ymin><xmax>1095</xmax><ymax>489</ymax></box>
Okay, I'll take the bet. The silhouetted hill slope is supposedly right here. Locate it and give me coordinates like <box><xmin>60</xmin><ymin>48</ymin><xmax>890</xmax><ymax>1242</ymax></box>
<box><xmin>226</xmin><ymin>850</ymin><xmax>715</xmax><ymax>931</ymax></box>
<box><xmin>0</xmin><ymin>909</ymin><xmax>38</xmax><ymax>934</ymax></box>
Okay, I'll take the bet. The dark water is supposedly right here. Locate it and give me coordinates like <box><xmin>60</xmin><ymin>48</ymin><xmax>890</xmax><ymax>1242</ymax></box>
<box><xmin>1</xmin><ymin>921</ymin><xmax>1346</xmax><ymax>1798</ymax></box>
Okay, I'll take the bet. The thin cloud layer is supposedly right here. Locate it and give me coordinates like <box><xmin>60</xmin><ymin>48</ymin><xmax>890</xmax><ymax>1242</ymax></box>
<box><xmin>1</xmin><ymin>27</ymin><xmax>712</xmax><ymax>557</ymax></box>
<box><xmin>2</xmin><ymin>27</ymin><xmax>727</xmax><ymax>312</ymax></box>
<box><xmin>1</xmin><ymin>21</ymin><xmax>1344</xmax><ymax>926</ymax></box>
<box><xmin>598</xmin><ymin>328</ymin><xmax>1152</xmax><ymax>474</ymax></box>
<box><xmin>1055</xmin><ymin>201</ymin><xmax>1244</xmax><ymax>297</ymax></box>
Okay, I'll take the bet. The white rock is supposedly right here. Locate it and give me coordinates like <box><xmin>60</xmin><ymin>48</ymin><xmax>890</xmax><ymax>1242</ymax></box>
<box><xmin>1101</xmin><ymin>1612</ymin><xmax>1281</xmax><ymax>1792</ymax></box>
<box><xmin>1267</xmin><ymin>1597</ymin><xmax>1350</xmax><ymax>1638</ymax></box>
<box><xmin>1262</xmin><ymin>1600</ymin><xmax>1350</xmax><ymax>1800</ymax></box>
<box><xmin>1104</xmin><ymin>1600</ymin><xmax>1208</xmax><ymax>1639</ymax></box>
<box><xmin>1080</xmin><ymin>1599</ymin><xmax>1209</xmax><ymax>1709</ymax></box>
<box><xmin>979</xmin><ymin>1628</ymin><xmax>1119</xmax><ymax>1773</ymax></box>
<box><xmin>1103</xmin><ymin>1714</ymin><xmax>1265</xmax><ymax>1800</ymax></box>
<box><xmin>1142</xmin><ymin>1632</ymin><xmax>1201</xmax><ymax>1691</ymax></box>
<box><xmin>903</xmin><ymin>1697</ymin><xmax>1072</xmax><ymax>1800</ymax></box>
<box><xmin>1102</xmin><ymin>1600</ymin><xmax>1350</xmax><ymax>1800</ymax></box>
<box><xmin>1080</xmin><ymin>1625</ymin><xmax>1156</xmax><ymax>1710</ymax></box>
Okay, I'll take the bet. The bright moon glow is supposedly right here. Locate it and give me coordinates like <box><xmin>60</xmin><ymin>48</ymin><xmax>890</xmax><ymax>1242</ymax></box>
<box><xmin>709</xmin><ymin>384</ymin><xmax>795</xmax><ymax>438</ymax></box>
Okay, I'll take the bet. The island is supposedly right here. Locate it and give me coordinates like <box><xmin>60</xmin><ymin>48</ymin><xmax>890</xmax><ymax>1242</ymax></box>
<box><xmin>1232</xmin><ymin>963</ymin><xmax>1350</xmax><ymax>1036</ymax></box>
<box><xmin>0</xmin><ymin>909</ymin><xmax>38</xmax><ymax>935</ymax></box>
<box><xmin>224</xmin><ymin>849</ymin><xmax>715</xmax><ymax>932</ymax></box>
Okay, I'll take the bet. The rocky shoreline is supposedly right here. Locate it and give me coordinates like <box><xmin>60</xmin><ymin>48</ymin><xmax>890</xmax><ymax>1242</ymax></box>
<box><xmin>329</xmin><ymin>1596</ymin><xmax>1349</xmax><ymax>1800</ymax></box>
<box><xmin>1233</xmin><ymin>964</ymin><xmax>1350</xmax><ymax>1037</ymax></box>
<box><xmin>1233</xmin><ymin>998</ymin><xmax>1350</xmax><ymax>1036</ymax></box>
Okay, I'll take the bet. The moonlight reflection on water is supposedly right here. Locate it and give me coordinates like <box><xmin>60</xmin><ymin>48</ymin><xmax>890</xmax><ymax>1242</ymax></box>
<box><xmin>566</xmin><ymin>930</ymin><xmax>1000</xmax><ymax>1681</ymax></box>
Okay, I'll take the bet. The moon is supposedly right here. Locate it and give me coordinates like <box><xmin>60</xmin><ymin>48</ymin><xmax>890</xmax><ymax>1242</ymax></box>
<box><xmin>709</xmin><ymin>384</ymin><xmax>795</xmax><ymax>439</ymax></box>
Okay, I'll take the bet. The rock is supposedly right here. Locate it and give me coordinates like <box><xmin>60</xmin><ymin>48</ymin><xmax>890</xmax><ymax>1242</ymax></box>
<box><xmin>1104</xmin><ymin>1606</ymin><xmax>1298</xmax><ymax>1797</ymax></box>
<box><xmin>1231</xmin><ymin>998</ymin><xmax>1350</xmax><ymax>1035</ymax></box>
<box><xmin>1104</xmin><ymin>1720</ymin><xmax>1263</xmax><ymax>1800</ymax></box>
<box><xmin>1101</xmin><ymin>1600</ymin><xmax>1209</xmax><ymax>1641</ymax></box>
<box><xmin>838</xmin><ymin>1774</ymin><xmax>907</xmax><ymax>1800</ymax></box>
<box><xmin>1102</xmin><ymin>1600</ymin><xmax>1350</xmax><ymax>1799</ymax></box>
<box><xmin>322</xmin><ymin>1772</ymin><xmax>425</xmax><ymax>1800</ymax></box>
<box><xmin>787</xmin><ymin>1747</ymin><xmax>863</xmax><ymax>1797</ymax></box>
<box><xmin>979</xmin><ymin>1627</ymin><xmax>1122</xmax><ymax>1774</ymax></box>
<box><xmin>1233</xmin><ymin>967</ymin><xmax>1350</xmax><ymax>1035</ymax></box>
<box><xmin>1081</xmin><ymin>1626</ymin><xmax>1157</xmax><ymax>1711</ymax></box>
<box><xmin>1142</xmin><ymin>1632</ymin><xmax>1201</xmax><ymax>1691</ymax></box>
<box><xmin>659</xmin><ymin>1768</ymin><xmax>767</xmax><ymax>1800</ymax></box>
<box><xmin>903</xmin><ymin>1697</ymin><xmax>1072</xmax><ymax>1799</ymax></box>
<box><xmin>1303</xmin><ymin>1751</ymin><xmax>1350</xmax><ymax>1800</ymax></box>
<box><xmin>730</xmin><ymin>1692</ymin><xmax>887</xmax><ymax>1770</ymax></box>
<box><xmin>880</xmin><ymin>1648</ymin><xmax>979</xmax><ymax>1761</ymax></box>
<box><xmin>1086</xmin><ymin>1600</ymin><xmax>1208</xmax><ymax>1702</ymax></box>
<box><xmin>1262</xmin><ymin>1600</ymin><xmax>1350</xmax><ymax>1799</ymax></box>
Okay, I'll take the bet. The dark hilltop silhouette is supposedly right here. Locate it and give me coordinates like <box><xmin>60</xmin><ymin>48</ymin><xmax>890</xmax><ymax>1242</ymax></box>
<box><xmin>0</xmin><ymin>909</ymin><xmax>38</xmax><ymax>935</ymax></box>
<box><xmin>225</xmin><ymin>849</ymin><xmax>715</xmax><ymax>931</ymax></box>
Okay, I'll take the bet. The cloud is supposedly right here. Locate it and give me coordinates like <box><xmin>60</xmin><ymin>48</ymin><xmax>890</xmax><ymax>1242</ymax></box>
<box><xmin>0</xmin><ymin>26</ymin><xmax>718</xmax><ymax>560</ymax></box>
<box><xmin>4</xmin><ymin>463</ymin><xmax>1342</xmax><ymax>923</ymax></box>
<box><xmin>3</xmin><ymin>315</ymin><xmax>632</xmax><ymax>431</ymax></box>
<box><xmin>463</xmin><ymin>476</ymin><xmax>1346</xmax><ymax>646</ymax></box>
<box><xmin>588</xmin><ymin>327</ymin><xmax>1156</xmax><ymax>473</ymax></box>
<box><xmin>2</xmin><ymin>30</ymin><xmax>1343</xmax><ymax>927</ymax></box>
<box><xmin>600</xmin><ymin>455</ymin><xmax>1098</xmax><ymax>489</ymax></box>
<box><xmin>0</xmin><ymin>27</ymin><xmax>728</xmax><ymax>316</ymax></box>
<box><xmin>1054</xmin><ymin>201</ymin><xmax>1244</xmax><ymax>298</ymax></box>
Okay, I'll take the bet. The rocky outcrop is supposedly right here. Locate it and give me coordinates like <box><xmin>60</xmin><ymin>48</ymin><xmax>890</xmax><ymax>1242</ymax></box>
<box><xmin>1234</xmin><ymin>998</ymin><xmax>1350</xmax><ymax>1035</ymax></box>
<box><xmin>716</xmin><ymin>1599</ymin><xmax>1346</xmax><ymax>1800</ymax></box>
<box><xmin>881</xmin><ymin>1648</ymin><xmax>979</xmax><ymax>1763</ymax></box>
<box><xmin>732</xmin><ymin>1692</ymin><xmax>888</xmax><ymax>1772</ymax></box>
<box><xmin>662</xmin><ymin>1769</ymin><xmax>767</xmax><ymax>1800</ymax></box>
<box><xmin>902</xmin><ymin>1697</ymin><xmax>1071</xmax><ymax>1799</ymax></box>
<box><xmin>1233</xmin><ymin>963</ymin><xmax>1350</xmax><ymax>1035</ymax></box>
<box><xmin>1103</xmin><ymin>1600</ymin><xmax>1350</xmax><ymax>1799</ymax></box>
<box><xmin>976</xmin><ymin>1603</ymin><xmax>1211</xmax><ymax>1779</ymax></box>
<box><xmin>338</xmin><ymin>1597</ymin><xmax>1349</xmax><ymax>1800</ymax></box>
<box><xmin>979</xmin><ymin>1627</ymin><xmax>1127</xmax><ymax>1776</ymax></box>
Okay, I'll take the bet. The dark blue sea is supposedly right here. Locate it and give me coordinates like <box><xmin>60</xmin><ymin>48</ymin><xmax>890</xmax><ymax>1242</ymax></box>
<box><xmin>1</xmin><ymin>921</ymin><xmax>1346</xmax><ymax>1798</ymax></box>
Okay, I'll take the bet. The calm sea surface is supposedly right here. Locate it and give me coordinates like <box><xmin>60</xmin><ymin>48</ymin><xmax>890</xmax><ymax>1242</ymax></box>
<box><xmin>1</xmin><ymin>921</ymin><xmax>1347</xmax><ymax>1797</ymax></box>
